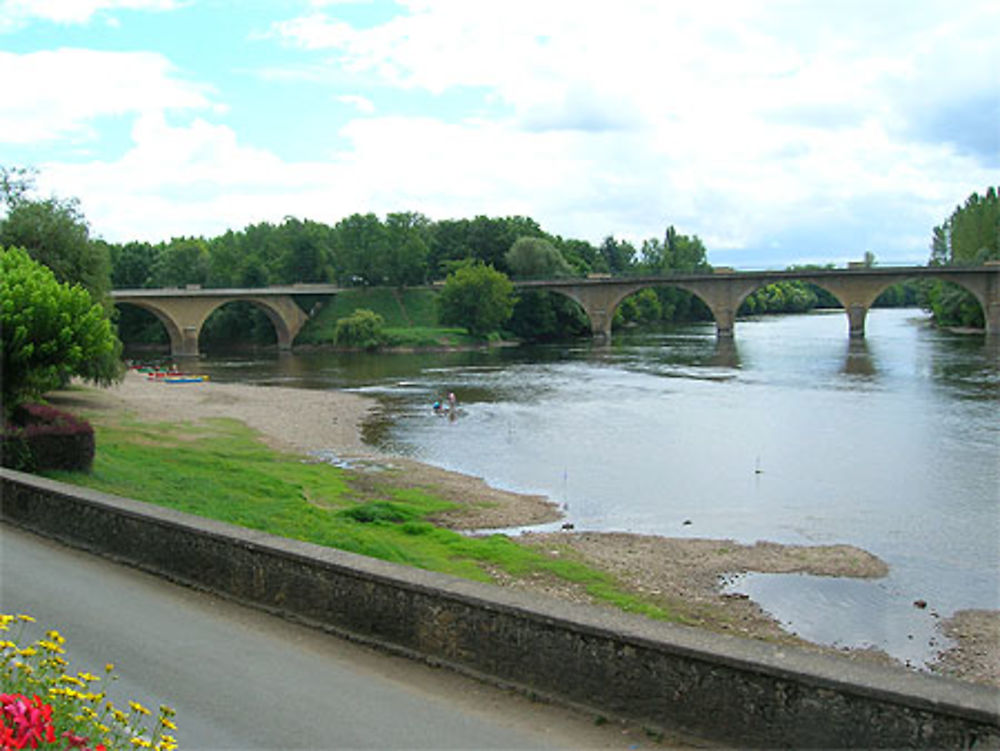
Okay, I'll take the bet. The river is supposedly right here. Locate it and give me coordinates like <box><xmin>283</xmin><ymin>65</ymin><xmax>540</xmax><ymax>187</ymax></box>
<box><xmin>185</xmin><ymin>308</ymin><xmax>999</xmax><ymax>669</ymax></box>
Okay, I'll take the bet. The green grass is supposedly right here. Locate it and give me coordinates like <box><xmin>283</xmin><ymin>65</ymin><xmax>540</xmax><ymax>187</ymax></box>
<box><xmin>48</xmin><ymin>415</ymin><xmax>684</xmax><ymax>621</ymax></box>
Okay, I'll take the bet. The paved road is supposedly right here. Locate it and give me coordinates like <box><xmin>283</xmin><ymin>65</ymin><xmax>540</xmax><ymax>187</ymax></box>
<box><xmin>1</xmin><ymin>525</ymin><xmax>679</xmax><ymax>750</ymax></box>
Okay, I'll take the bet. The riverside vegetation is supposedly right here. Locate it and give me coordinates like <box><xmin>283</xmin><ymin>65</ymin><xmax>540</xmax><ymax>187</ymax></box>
<box><xmin>46</xmin><ymin>411</ymin><xmax>682</xmax><ymax>623</ymax></box>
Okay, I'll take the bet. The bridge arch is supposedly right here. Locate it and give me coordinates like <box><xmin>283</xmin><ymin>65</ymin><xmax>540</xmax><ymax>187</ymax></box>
<box><xmin>807</xmin><ymin>272</ymin><xmax>996</xmax><ymax>338</ymax></box>
<box><xmin>114</xmin><ymin>300</ymin><xmax>184</xmax><ymax>354</ymax></box>
<box><xmin>543</xmin><ymin>281</ymin><xmax>722</xmax><ymax>340</ymax></box>
<box><xmin>112</xmin><ymin>292</ymin><xmax>310</xmax><ymax>357</ymax></box>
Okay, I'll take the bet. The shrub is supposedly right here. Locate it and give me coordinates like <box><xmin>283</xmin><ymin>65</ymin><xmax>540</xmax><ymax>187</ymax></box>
<box><xmin>333</xmin><ymin>308</ymin><xmax>387</xmax><ymax>350</ymax></box>
<box><xmin>1</xmin><ymin>403</ymin><xmax>95</xmax><ymax>472</ymax></box>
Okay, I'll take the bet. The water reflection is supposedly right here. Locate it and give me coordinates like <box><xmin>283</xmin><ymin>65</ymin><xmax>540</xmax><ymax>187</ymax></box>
<box><xmin>842</xmin><ymin>339</ymin><xmax>877</xmax><ymax>377</ymax></box>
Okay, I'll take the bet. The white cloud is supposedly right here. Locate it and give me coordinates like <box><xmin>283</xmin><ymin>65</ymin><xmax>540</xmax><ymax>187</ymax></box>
<box><xmin>0</xmin><ymin>48</ymin><xmax>213</xmax><ymax>144</ymax></box>
<box><xmin>265</xmin><ymin>0</ymin><xmax>999</xmax><ymax>261</ymax></box>
<box><xmin>0</xmin><ymin>0</ymin><xmax>181</xmax><ymax>30</ymax></box>
<box><xmin>7</xmin><ymin>0</ymin><xmax>996</xmax><ymax>266</ymax></box>
<box><xmin>336</xmin><ymin>94</ymin><xmax>375</xmax><ymax>114</ymax></box>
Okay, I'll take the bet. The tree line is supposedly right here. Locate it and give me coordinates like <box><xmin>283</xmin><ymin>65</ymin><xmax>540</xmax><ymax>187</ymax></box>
<box><xmin>1</xmin><ymin>164</ymin><xmax>996</xmax><ymax>356</ymax></box>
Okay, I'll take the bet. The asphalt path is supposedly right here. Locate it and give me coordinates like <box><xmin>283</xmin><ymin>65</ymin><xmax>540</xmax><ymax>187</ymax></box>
<box><xmin>0</xmin><ymin>524</ymin><xmax>679</xmax><ymax>750</ymax></box>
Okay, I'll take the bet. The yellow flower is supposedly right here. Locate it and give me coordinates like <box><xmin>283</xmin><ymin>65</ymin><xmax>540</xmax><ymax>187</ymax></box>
<box><xmin>59</xmin><ymin>674</ymin><xmax>85</xmax><ymax>687</ymax></box>
<box><xmin>17</xmin><ymin>647</ymin><xmax>37</xmax><ymax>657</ymax></box>
<box><xmin>113</xmin><ymin>709</ymin><xmax>128</xmax><ymax>724</ymax></box>
<box><xmin>129</xmin><ymin>700</ymin><xmax>152</xmax><ymax>716</ymax></box>
<box><xmin>160</xmin><ymin>717</ymin><xmax>177</xmax><ymax>731</ymax></box>
<box><xmin>130</xmin><ymin>738</ymin><xmax>152</xmax><ymax>748</ymax></box>
<box><xmin>159</xmin><ymin>704</ymin><xmax>176</xmax><ymax>718</ymax></box>
<box><xmin>105</xmin><ymin>663</ymin><xmax>115</xmax><ymax>673</ymax></box>
<box><xmin>77</xmin><ymin>671</ymin><xmax>100</xmax><ymax>682</ymax></box>
<box><xmin>45</xmin><ymin>629</ymin><xmax>65</xmax><ymax>644</ymax></box>
<box><xmin>0</xmin><ymin>640</ymin><xmax>14</xmax><ymax>650</ymax></box>
<box><xmin>16</xmin><ymin>614</ymin><xmax>35</xmax><ymax>623</ymax></box>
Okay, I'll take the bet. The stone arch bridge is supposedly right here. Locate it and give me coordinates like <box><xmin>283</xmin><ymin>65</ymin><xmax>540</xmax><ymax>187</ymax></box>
<box><xmin>110</xmin><ymin>284</ymin><xmax>338</xmax><ymax>357</ymax></box>
<box><xmin>519</xmin><ymin>265</ymin><xmax>1000</xmax><ymax>341</ymax></box>
<box><xmin>112</xmin><ymin>266</ymin><xmax>1000</xmax><ymax>356</ymax></box>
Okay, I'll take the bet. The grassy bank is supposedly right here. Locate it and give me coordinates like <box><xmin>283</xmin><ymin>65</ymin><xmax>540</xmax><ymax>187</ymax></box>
<box><xmin>295</xmin><ymin>287</ymin><xmax>485</xmax><ymax>348</ymax></box>
<box><xmin>47</xmin><ymin>412</ymin><xmax>685</xmax><ymax>623</ymax></box>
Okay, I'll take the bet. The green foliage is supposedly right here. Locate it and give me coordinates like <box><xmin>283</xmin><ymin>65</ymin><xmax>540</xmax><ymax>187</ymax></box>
<box><xmin>924</xmin><ymin>186</ymin><xmax>998</xmax><ymax>328</ymax></box>
<box><xmin>739</xmin><ymin>281</ymin><xmax>818</xmax><ymax>315</ymax></box>
<box><xmin>333</xmin><ymin>308</ymin><xmax>387</xmax><ymax>349</ymax></box>
<box><xmin>0</xmin><ymin>195</ymin><xmax>111</xmax><ymax>305</ymax></box>
<box><xmin>437</xmin><ymin>263</ymin><xmax>516</xmax><ymax>336</ymax></box>
<box><xmin>504</xmin><ymin>236</ymin><xmax>573</xmax><ymax>279</ymax></box>
<box><xmin>0</xmin><ymin>248</ymin><xmax>119</xmax><ymax>415</ymax></box>
<box><xmin>508</xmin><ymin>290</ymin><xmax>589</xmax><ymax>342</ymax></box>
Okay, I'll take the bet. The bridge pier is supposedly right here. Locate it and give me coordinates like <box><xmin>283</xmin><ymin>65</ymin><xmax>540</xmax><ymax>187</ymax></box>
<box><xmin>847</xmin><ymin>304</ymin><xmax>869</xmax><ymax>339</ymax></box>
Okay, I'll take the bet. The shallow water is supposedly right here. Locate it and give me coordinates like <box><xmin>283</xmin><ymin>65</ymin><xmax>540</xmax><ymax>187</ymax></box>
<box><xmin>190</xmin><ymin>309</ymin><xmax>999</xmax><ymax>668</ymax></box>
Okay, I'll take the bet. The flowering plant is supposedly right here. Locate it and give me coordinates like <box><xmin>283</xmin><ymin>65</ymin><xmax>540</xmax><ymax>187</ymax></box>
<box><xmin>0</xmin><ymin>615</ymin><xmax>178</xmax><ymax>750</ymax></box>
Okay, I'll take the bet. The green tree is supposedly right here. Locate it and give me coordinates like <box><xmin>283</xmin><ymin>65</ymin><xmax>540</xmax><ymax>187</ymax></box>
<box><xmin>333</xmin><ymin>308</ymin><xmax>387</xmax><ymax>350</ymax></box>
<box><xmin>0</xmin><ymin>196</ymin><xmax>111</xmax><ymax>304</ymax></box>
<box><xmin>150</xmin><ymin>237</ymin><xmax>211</xmax><ymax>287</ymax></box>
<box><xmin>275</xmin><ymin>217</ymin><xmax>334</xmax><ymax>284</ymax></box>
<box><xmin>437</xmin><ymin>263</ymin><xmax>516</xmax><ymax>336</ymax></box>
<box><xmin>384</xmin><ymin>212</ymin><xmax>430</xmax><ymax>287</ymax></box>
<box><xmin>1</xmin><ymin>247</ymin><xmax>120</xmax><ymax>416</ymax></box>
<box><xmin>598</xmin><ymin>236</ymin><xmax>636</xmax><ymax>275</ymax></box>
<box><xmin>505</xmin><ymin>236</ymin><xmax>572</xmax><ymax>279</ymax></box>
<box><xmin>333</xmin><ymin>213</ymin><xmax>389</xmax><ymax>286</ymax></box>
<box><xmin>924</xmin><ymin>187</ymin><xmax>999</xmax><ymax>328</ymax></box>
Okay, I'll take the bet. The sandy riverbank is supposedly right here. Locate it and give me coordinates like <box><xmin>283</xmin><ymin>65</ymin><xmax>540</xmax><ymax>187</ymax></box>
<box><xmin>49</xmin><ymin>372</ymin><xmax>998</xmax><ymax>687</ymax></box>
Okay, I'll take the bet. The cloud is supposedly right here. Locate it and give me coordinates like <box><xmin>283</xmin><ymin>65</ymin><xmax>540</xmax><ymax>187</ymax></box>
<box><xmin>0</xmin><ymin>0</ymin><xmax>182</xmax><ymax>30</ymax></box>
<box><xmin>336</xmin><ymin>94</ymin><xmax>375</xmax><ymax>114</ymax></box>
<box><xmin>0</xmin><ymin>48</ymin><xmax>214</xmax><ymax>144</ymax></box>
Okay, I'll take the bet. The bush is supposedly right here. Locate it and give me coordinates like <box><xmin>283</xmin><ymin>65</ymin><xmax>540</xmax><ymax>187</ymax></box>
<box><xmin>437</xmin><ymin>263</ymin><xmax>516</xmax><ymax>336</ymax></box>
<box><xmin>1</xmin><ymin>403</ymin><xmax>95</xmax><ymax>472</ymax></box>
<box><xmin>333</xmin><ymin>308</ymin><xmax>387</xmax><ymax>349</ymax></box>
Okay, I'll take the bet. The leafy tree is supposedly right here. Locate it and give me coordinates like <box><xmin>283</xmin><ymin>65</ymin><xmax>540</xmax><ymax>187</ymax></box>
<box><xmin>428</xmin><ymin>216</ymin><xmax>545</xmax><ymax>277</ymax></box>
<box><xmin>275</xmin><ymin>217</ymin><xmax>334</xmax><ymax>283</ymax></box>
<box><xmin>505</xmin><ymin>236</ymin><xmax>572</xmax><ymax>279</ymax></box>
<box><xmin>508</xmin><ymin>291</ymin><xmax>589</xmax><ymax>341</ymax></box>
<box><xmin>924</xmin><ymin>187</ymin><xmax>999</xmax><ymax>328</ymax></box>
<box><xmin>0</xmin><ymin>195</ymin><xmax>111</xmax><ymax>304</ymax></box>
<box><xmin>150</xmin><ymin>237</ymin><xmax>211</xmax><ymax>287</ymax></box>
<box><xmin>333</xmin><ymin>308</ymin><xmax>387</xmax><ymax>350</ymax></box>
<box><xmin>108</xmin><ymin>241</ymin><xmax>159</xmax><ymax>288</ymax></box>
<box><xmin>598</xmin><ymin>236</ymin><xmax>636</xmax><ymax>275</ymax></box>
<box><xmin>552</xmin><ymin>237</ymin><xmax>598</xmax><ymax>275</ymax></box>
<box><xmin>0</xmin><ymin>165</ymin><xmax>37</xmax><ymax>207</ymax></box>
<box><xmin>1</xmin><ymin>247</ymin><xmax>120</xmax><ymax>416</ymax></box>
<box><xmin>437</xmin><ymin>263</ymin><xmax>516</xmax><ymax>336</ymax></box>
<box><xmin>333</xmin><ymin>213</ymin><xmax>389</xmax><ymax>286</ymax></box>
<box><xmin>384</xmin><ymin>212</ymin><xmax>430</xmax><ymax>287</ymax></box>
<box><xmin>662</xmin><ymin>226</ymin><xmax>710</xmax><ymax>272</ymax></box>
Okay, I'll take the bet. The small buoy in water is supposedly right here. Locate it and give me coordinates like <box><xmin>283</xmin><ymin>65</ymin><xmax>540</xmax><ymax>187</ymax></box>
<box><xmin>754</xmin><ymin>456</ymin><xmax>763</xmax><ymax>475</ymax></box>
<box><xmin>682</xmin><ymin>519</ymin><xmax>692</xmax><ymax>526</ymax></box>
<box><xmin>913</xmin><ymin>599</ymin><xmax>928</xmax><ymax>609</ymax></box>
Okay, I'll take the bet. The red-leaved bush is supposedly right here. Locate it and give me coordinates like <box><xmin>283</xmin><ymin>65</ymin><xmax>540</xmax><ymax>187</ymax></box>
<box><xmin>0</xmin><ymin>404</ymin><xmax>95</xmax><ymax>473</ymax></box>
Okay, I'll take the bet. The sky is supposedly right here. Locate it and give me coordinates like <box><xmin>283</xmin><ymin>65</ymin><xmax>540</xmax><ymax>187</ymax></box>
<box><xmin>1</xmin><ymin>0</ymin><xmax>997</xmax><ymax>269</ymax></box>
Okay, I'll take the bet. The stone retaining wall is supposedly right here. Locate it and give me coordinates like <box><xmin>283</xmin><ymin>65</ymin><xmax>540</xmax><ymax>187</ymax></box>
<box><xmin>3</xmin><ymin>469</ymin><xmax>998</xmax><ymax>748</ymax></box>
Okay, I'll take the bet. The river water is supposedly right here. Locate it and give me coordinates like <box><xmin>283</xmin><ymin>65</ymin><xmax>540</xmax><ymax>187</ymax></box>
<box><xmin>189</xmin><ymin>308</ymin><xmax>999</xmax><ymax>669</ymax></box>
